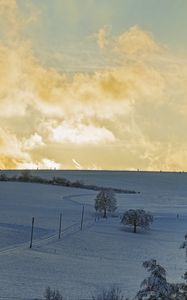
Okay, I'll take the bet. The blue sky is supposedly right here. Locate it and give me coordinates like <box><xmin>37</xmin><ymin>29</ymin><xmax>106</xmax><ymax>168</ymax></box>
<box><xmin>23</xmin><ymin>0</ymin><xmax>187</xmax><ymax>50</ymax></box>
<box><xmin>17</xmin><ymin>0</ymin><xmax>187</xmax><ymax>72</ymax></box>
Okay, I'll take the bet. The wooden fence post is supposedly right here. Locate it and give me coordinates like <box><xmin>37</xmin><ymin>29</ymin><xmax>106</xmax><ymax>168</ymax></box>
<box><xmin>80</xmin><ymin>205</ymin><xmax>85</xmax><ymax>231</ymax></box>
<box><xmin>58</xmin><ymin>212</ymin><xmax>62</xmax><ymax>239</ymax></box>
<box><xmin>30</xmin><ymin>217</ymin><xmax>34</xmax><ymax>249</ymax></box>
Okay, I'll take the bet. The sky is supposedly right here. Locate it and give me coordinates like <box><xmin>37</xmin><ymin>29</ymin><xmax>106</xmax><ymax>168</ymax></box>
<box><xmin>0</xmin><ymin>0</ymin><xmax>187</xmax><ymax>170</ymax></box>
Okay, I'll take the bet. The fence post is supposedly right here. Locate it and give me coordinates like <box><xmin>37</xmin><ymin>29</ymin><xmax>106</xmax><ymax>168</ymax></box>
<box><xmin>58</xmin><ymin>212</ymin><xmax>62</xmax><ymax>239</ymax></box>
<box><xmin>30</xmin><ymin>217</ymin><xmax>34</xmax><ymax>249</ymax></box>
<box><xmin>80</xmin><ymin>205</ymin><xmax>85</xmax><ymax>231</ymax></box>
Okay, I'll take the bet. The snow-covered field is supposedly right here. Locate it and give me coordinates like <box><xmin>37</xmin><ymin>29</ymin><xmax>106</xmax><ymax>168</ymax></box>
<box><xmin>0</xmin><ymin>171</ymin><xmax>186</xmax><ymax>299</ymax></box>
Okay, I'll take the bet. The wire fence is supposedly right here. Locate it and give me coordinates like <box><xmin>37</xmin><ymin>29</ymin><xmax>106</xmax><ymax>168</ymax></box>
<box><xmin>0</xmin><ymin>194</ymin><xmax>98</xmax><ymax>300</ymax></box>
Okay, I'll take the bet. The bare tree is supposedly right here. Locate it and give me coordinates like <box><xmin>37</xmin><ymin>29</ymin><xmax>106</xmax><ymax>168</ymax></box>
<box><xmin>92</xmin><ymin>287</ymin><xmax>125</xmax><ymax>300</ymax></box>
<box><xmin>19</xmin><ymin>170</ymin><xmax>32</xmax><ymax>182</ymax></box>
<box><xmin>44</xmin><ymin>287</ymin><xmax>64</xmax><ymax>300</ymax></box>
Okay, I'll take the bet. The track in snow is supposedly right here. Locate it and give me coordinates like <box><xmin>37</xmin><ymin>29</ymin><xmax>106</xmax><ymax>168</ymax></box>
<box><xmin>0</xmin><ymin>193</ymin><xmax>95</xmax><ymax>256</ymax></box>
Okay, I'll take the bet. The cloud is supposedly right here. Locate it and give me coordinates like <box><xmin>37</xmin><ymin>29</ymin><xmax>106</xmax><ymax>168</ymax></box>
<box><xmin>45</xmin><ymin>122</ymin><xmax>116</xmax><ymax>145</ymax></box>
<box><xmin>96</xmin><ymin>26</ymin><xmax>110</xmax><ymax>49</ymax></box>
<box><xmin>17</xmin><ymin>158</ymin><xmax>61</xmax><ymax>170</ymax></box>
<box><xmin>0</xmin><ymin>127</ymin><xmax>30</xmax><ymax>168</ymax></box>
<box><xmin>22</xmin><ymin>133</ymin><xmax>45</xmax><ymax>150</ymax></box>
<box><xmin>0</xmin><ymin>0</ymin><xmax>38</xmax><ymax>41</ymax></box>
<box><xmin>114</xmin><ymin>25</ymin><xmax>161</xmax><ymax>57</ymax></box>
<box><xmin>1</xmin><ymin>2</ymin><xmax>187</xmax><ymax>170</ymax></box>
<box><xmin>0</xmin><ymin>0</ymin><xmax>19</xmax><ymax>38</ymax></box>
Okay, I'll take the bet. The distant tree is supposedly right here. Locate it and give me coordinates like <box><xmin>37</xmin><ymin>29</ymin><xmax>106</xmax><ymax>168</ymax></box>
<box><xmin>121</xmin><ymin>209</ymin><xmax>153</xmax><ymax>233</ymax></box>
<box><xmin>52</xmin><ymin>177</ymin><xmax>71</xmax><ymax>186</ymax></box>
<box><xmin>0</xmin><ymin>173</ymin><xmax>8</xmax><ymax>181</ymax></box>
<box><xmin>71</xmin><ymin>180</ymin><xmax>84</xmax><ymax>188</ymax></box>
<box><xmin>135</xmin><ymin>259</ymin><xmax>176</xmax><ymax>300</ymax></box>
<box><xmin>95</xmin><ymin>189</ymin><xmax>117</xmax><ymax>218</ymax></box>
<box><xmin>44</xmin><ymin>287</ymin><xmax>64</xmax><ymax>300</ymax></box>
<box><xmin>19</xmin><ymin>170</ymin><xmax>32</xmax><ymax>182</ymax></box>
<box><xmin>92</xmin><ymin>287</ymin><xmax>126</xmax><ymax>300</ymax></box>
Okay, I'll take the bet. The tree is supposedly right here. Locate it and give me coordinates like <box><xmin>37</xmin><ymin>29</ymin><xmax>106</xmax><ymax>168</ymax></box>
<box><xmin>121</xmin><ymin>209</ymin><xmax>153</xmax><ymax>233</ymax></box>
<box><xmin>173</xmin><ymin>272</ymin><xmax>187</xmax><ymax>300</ymax></box>
<box><xmin>0</xmin><ymin>173</ymin><xmax>8</xmax><ymax>181</ymax></box>
<box><xmin>19</xmin><ymin>170</ymin><xmax>32</xmax><ymax>182</ymax></box>
<box><xmin>135</xmin><ymin>234</ymin><xmax>187</xmax><ymax>300</ymax></box>
<box><xmin>44</xmin><ymin>287</ymin><xmax>64</xmax><ymax>300</ymax></box>
<box><xmin>176</xmin><ymin>234</ymin><xmax>187</xmax><ymax>299</ymax></box>
<box><xmin>135</xmin><ymin>259</ymin><xmax>175</xmax><ymax>300</ymax></box>
<box><xmin>92</xmin><ymin>287</ymin><xmax>126</xmax><ymax>300</ymax></box>
<box><xmin>95</xmin><ymin>189</ymin><xmax>117</xmax><ymax>218</ymax></box>
<box><xmin>180</xmin><ymin>233</ymin><xmax>187</xmax><ymax>259</ymax></box>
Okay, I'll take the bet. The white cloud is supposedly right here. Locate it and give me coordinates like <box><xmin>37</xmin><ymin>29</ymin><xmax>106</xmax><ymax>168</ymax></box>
<box><xmin>17</xmin><ymin>158</ymin><xmax>61</xmax><ymax>170</ymax></box>
<box><xmin>47</xmin><ymin>122</ymin><xmax>116</xmax><ymax>145</ymax></box>
<box><xmin>23</xmin><ymin>133</ymin><xmax>44</xmax><ymax>150</ymax></box>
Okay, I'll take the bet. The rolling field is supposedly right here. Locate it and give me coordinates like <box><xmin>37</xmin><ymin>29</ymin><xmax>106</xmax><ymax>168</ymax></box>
<box><xmin>0</xmin><ymin>171</ymin><xmax>186</xmax><ymax>299</ymax></box>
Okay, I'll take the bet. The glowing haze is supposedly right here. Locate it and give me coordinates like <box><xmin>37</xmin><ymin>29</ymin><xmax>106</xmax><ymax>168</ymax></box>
<box><xmin>0</xmin><ymin>0</ymin><xmax>187</xmax><ymax>171</ymax></box>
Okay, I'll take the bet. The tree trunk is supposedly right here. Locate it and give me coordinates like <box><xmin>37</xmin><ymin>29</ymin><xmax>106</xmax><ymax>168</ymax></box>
<box><xmin>103</xmin><ymin>208</ymin><xmax>107</xmax><ymax>218</ymax></box>
<box><xmin>133</xmin><ymin>220</ymin><xmax>137</xmax><ymax>233</ymax></box>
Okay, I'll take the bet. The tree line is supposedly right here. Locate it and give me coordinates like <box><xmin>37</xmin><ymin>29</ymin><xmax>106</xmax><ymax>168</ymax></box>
<box><xmin>0</xmin><ymin>170</ymin><xmax>138</xmax><ymax>194</ymax></box>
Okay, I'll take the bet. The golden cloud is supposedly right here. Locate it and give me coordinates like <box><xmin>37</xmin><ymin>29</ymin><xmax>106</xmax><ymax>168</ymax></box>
<box><xmin>96</xmin><ymin>26</ymin><xmax>110</xmax><ymax>49</ymax></box>
<box><xmin>114</xmin><ymin>25</ymin><xmax>161</xmax><ymax>57</ymax></box>
<box><xmin>0</xmin><ymin>2</ymin><xmax>187</xmax><ymax>170</ymax></box>
<box><xmin>0</xmin><ymin>127</ymin><xmax>29</xmax><ymax>168</ymax></box>
<box><xmin>45</xmin><ymin>122</ymin><xmax>116</xmax><ymax>145</ymax></box>
<box><xmin>17</xmin><ymin>158</ymin><xmax>62</xmax><ymax>170</ymax></box>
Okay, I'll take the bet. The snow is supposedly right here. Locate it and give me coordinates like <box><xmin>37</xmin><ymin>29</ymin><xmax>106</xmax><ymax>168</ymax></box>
<box><xmin>0</xmin><ymin>171</ymin><xmax>186</xmax><ymax>299</ymax></box>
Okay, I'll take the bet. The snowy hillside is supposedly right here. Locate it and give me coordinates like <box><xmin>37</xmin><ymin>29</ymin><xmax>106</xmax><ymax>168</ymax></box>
<box><xmin>0</xmin><ymin>171</ymin><xmax>186</xmax><ymax>299</ymax></box>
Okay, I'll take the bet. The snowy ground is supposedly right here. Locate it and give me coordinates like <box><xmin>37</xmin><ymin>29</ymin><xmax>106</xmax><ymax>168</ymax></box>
<box><xmin>0</xmin><ymin>171</ymin><xmax>186</xmax><ymax>299</ymax></box>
